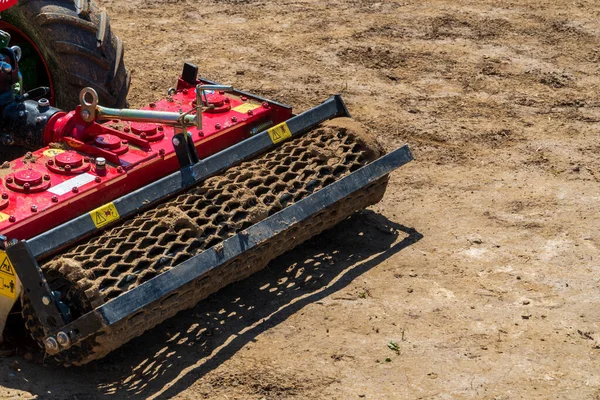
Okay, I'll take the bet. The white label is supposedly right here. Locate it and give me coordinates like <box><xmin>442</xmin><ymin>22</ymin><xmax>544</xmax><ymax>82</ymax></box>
<box><xmin>48</xmin><ymin>173</ymin><xmax>96</xmax><ymax>196</ymax></box>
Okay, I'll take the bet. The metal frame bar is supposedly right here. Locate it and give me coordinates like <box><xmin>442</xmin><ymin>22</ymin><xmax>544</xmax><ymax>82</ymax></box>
<box><xmin>198</xmin><ymin>76</ymin><xmax>292</xmax><ymax>111</ymax></box>
<box><xmin>33</xmin><ymin>144</ymin><xmax>413</xmax><ymax>352</ymax></box>
<box><xmin>26</xmin><ymin>95</ymin><xmax>350</xmax><ymax>260</ymax></box>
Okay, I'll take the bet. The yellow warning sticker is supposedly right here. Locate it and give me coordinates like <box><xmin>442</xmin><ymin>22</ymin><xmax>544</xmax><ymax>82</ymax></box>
<box><xmin>267</xmin><ymin>122</ymin><xmax>292</xmax><ymax>144</ymax></box>
<box><xmin>89</xmin><ymin>202</ymin><xmax>120</xmax><ymax>228</ymax></box>
<box><xmin>0</xmin><ymin>213</ymin><xmax>9</xmax><ymax>223</ymax></box>
<box><xmin>232</xmin><ymin>102</ymin><xmax>261</xmax><ymax>114</ymax></box>
<box><xmin>43</xmin><ymin>149</ymin><xmax>65</xmax><ymax>157</ymax></box>
<box><xmin>0</xmin><ymin>251</ymin><xmax>18</xmax><ymax>300</ymax></box>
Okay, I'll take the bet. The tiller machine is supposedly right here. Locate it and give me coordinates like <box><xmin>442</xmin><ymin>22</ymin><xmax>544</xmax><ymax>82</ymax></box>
<box><xmin>0</xmin><ymin>3</ymin><xmax>412</xmax><ymax>366</ymax></box>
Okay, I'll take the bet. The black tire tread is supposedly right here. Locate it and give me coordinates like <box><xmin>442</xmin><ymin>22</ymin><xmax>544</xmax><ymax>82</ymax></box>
<box><xmin>1</xmin><ymin>0</ymin><xmax>130</xmax><ymax>109</ymax></box>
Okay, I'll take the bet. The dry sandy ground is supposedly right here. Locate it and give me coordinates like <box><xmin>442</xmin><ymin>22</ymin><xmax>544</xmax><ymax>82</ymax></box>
<box><xmin>1</xmin><ymin>0</ymin><xmax>600</xmax><ymax>398</ymax></box>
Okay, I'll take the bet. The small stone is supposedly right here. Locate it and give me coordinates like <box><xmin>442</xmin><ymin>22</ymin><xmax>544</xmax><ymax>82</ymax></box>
<box><xmin>407</xmin><ymin>288</ymin><xmax>413</xmax><ymax>293</ymax></box>
<box><xmin>523</xmin><ymin>300</ymin><xmax>530</xmax><ymax>305</ymax></box>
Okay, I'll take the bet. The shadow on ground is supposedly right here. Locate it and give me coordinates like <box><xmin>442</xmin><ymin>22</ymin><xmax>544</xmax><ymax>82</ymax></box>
<box><xmin>0</xmin><ymin>210</ymin><xmax>421</xmax><ymax>399</ymax></box>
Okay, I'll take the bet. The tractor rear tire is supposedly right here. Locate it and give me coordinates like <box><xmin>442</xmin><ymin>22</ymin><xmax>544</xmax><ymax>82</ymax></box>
<box><xmin>1</xmin><ymin>0</ymin><xmax>130</xmax><ymax>110</ymax></box>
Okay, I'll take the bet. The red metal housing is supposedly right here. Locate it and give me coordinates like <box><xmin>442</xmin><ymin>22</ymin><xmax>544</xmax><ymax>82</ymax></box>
<box><xmin>0</xmin><ymin>78</ymin><xmax>292</xmax><ymax>240</ymax></box>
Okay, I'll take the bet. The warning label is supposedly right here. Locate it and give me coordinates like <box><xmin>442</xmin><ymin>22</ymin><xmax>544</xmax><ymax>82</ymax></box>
<box><xmin>267</xmin><ymin>122</ymin><xmax>292</xmax><ymax>144</ymax></box>
<box><xmin>232</xmin><ymin>102</ymin><xmax>261</xmax><ymax>114</ymax></box>
<box><xmin>43</xmin><ymin>149</ymin><xmax>65</xmax><ymax>157</ymax></box>
<box><xmin>89</xmin><ymin>202</ymin><xmax>120</xmax><ymax>228</ymax></box>
<box><xmin>0</xmin><ymin>251</ymin><xmax>18</xmax><ymax>299</ymax></box>
<box><xmin>0</xmin><ymin>212</ymin><xmax>9</xmax><ymax>223</ymax></box>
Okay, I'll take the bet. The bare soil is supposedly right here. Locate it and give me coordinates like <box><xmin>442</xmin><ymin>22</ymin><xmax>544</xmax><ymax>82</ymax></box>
<box><xmin>1</xmin><ymin>0</ymin><xmax>600</xmax><ymax>398</ymax></box>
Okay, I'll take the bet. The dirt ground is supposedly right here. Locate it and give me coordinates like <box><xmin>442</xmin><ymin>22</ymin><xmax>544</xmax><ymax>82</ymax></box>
<box><xmin>1</xmin><ymin>0</ymin><xmax>600</xmax><ymax>398</ymax></box>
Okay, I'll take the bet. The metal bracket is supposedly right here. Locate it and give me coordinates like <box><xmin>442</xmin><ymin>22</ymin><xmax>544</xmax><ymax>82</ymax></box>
<box><xmin>5</xmin><ymin>241</ymin><xmax>68</xmax><ymax>332</ymax></box>
<box><xmin>172</xmin><ymin>127</ymin><xmax>199</xmax><ymax>169</ymax></box>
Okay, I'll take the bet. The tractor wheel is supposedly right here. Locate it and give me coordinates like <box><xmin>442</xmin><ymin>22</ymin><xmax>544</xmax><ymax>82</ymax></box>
<box><xmin>0</xmin><ymin>0</ymin><xmax>130</xmax><ymax>110</ymax></box>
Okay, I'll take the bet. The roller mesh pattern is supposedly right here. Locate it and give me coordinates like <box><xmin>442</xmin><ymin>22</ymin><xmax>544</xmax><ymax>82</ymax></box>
<box><xmin>23</xmin><ymin>123</ymin><xmax>388</xmax><ymax>365</ymax></box>
<box><xmin>47</xmin><ymin>126</ymin><xmax>372</xmax><ymax>306</ymax></box>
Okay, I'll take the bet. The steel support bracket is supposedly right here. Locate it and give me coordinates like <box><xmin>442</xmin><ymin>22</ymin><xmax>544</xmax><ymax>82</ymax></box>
<box><xmin>6</xmin><ymin>240</ymin><xmax>68</xmax><ymax>331</ymax></box>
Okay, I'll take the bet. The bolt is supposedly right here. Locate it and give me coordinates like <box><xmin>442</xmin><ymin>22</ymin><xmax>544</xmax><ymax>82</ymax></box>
<box><xmin>224</xmin><ymin>98</ymin><xmax>230</xmax><ymax>104</ymax></box>
<box><xmin>198</xmin><ymin>130</ymin><xmax>204</xmax><ymax>137</ymax></box>
<box><xmin>18</xmin><ymin>111</ymin><xmax>25</xmax><ymax>118</ymax></box>
<box><xmin>157</xmin><ymin>125</ymin><xmax>164</xmax><ymax>131</ymax></box>
<box><xmin>56</xmin><ymin>331</ymin><xmax>70</xmax><ymax>348</ymax></box>
<box><xmin>43</xmin><ymin>174</ymin><xmax>50</xmax><ymax>181</ymax></box>
<box><xmin>31</xmin><ymin>205</ymin><xmax>37</xmax><ymax>212</ymax></box>
<box><xmin>247</xmin><ymin>110</ymin><xmax>254</xmax><ymax>116</ymax></box>
<box><xmin>47</xmin><ymin>159</ymin><xmax>54</xmax><ymax>166</ymax></box>
<box><xmin>5</xmin><ymin>177</ymin><xmax>12</xmax><ymax>183</ymax></box>
<box><xmin>65</xmin><ymin>165</ymin><xmax>71</xmax><ymax>172</ymax></box>
<box><xmin>117</xmin><ymin>166</ymin><xmax>124</xmax><ymax>173</ymax></box>
<box><xmin>241</xmin><ymin>96</ymin><xmax>248</xmax><ymax>101</ymax></box>
<box><xmin>42</xmin><ymin>296</ymin><xmax>51</xmax><ymax>306</ymax></box>
<box><xmin>159</xmin><ymin>148</ymin><xmax>166</xmax><ymax>156</ymax></box>
<box><xmin>45</xmin><ymin>337</ymin><xmax>59</xmax><ymax>354</ymax></box>
<box><xmin>83</xmin><ymin>157</ymin><xmax>90</xmax><ymax>163</ymax></box>
<box><xmin>122</xmin><ymin>139</ymin><xmax>128</xmax><ymax>145</ymax></box>
<box><xmin>8</xmin><ymin>216</ymin><xmax>15</xmax><ymax>223</ymax></box>
<box><xmin>172</xmin><ymin>137</ymin><xmax>180</xmax><ymax>146</ymax></box>
<box><xmin>149</xmin><ymin>103</ymin><xmax>156</xmax><ymax>108</ymax></box>
<box><xmin>23</xmin><ymin>183</ymin><xmax>30</xmax><ymax>191</ymax></box>
<box><xmin>231</xmin><ymin>116</ymin><xmax>237</xmax><ymax>123</ymax></box>
<box><xmin>95</xmin><ymin>157</ymin><xmax>106</xmax><ymax>167</ymax></box>
<box><xmin>219</xmin><ymin>90</ymin><xmax>225</xmax><ymax>95</ymax></box>
<box><xmin>215</xmin><ymin>123</ymin><xmax>221</xmax><ymax>129</ymax></box>
<box><xmin>72</xmin><ymin>186</ymin><xmax>78</xmax><ymax>193</ymax></box>
<box><xmin>38</xmin><ymin>98</ymin><xmax>50</xmax><ymax>109</ymax></box>
<box><xmin>123</xmin><ymin>126</ymin><xmax>130</xmax><ymax>133</ymax></box>
<box><xmin>51</xmin><ymin>196</ymin><xmax>58</xmax><ymax>203</ymax></box>
<box><xmin>1</xmin><ymin>193</ymin><xmax>7</xmax><ymax>200</ymax></box>
<box><xmin>140</xmin><ymin>132</ymin><xmax>147</xmax><ymax>139</ymax></box>
<box><xmin>262</xmin><ymin>101</ymin><xmax>269</xmax><ymax>108</ymax></box>
<box><xmin>182</xmin><ymin>89</ymin><xmax>188</xmax><ymax>94</ymax></box>
<box><xmin>35</xmin><ymin>116</ymin><xmax>46</xmax><ymax>124</ymax></box>
<box><xmin>81</xmin><ymin>110</ymin><xmax>91</xmax><ymax>120</ymax></box>
<box><xmin>95</xmin><ymin>176</ymin><xmax>101</xmax><ymax>183</ymax></box>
